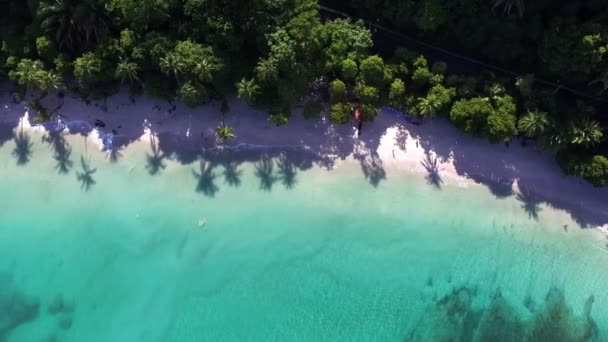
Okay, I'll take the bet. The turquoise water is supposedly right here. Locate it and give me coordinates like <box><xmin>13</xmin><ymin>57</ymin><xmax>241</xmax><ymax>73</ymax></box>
<box><xmin>1</xmin><ymin>128</ymin><xmax>608</xmax><ymax>341</ymax></box>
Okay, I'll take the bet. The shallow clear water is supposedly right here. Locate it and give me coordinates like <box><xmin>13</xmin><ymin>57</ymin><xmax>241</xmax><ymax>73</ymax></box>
<box><xmin>1</xmin><ymin>128</ymin><xmax>607</xmax><ymax>341</ymax></box>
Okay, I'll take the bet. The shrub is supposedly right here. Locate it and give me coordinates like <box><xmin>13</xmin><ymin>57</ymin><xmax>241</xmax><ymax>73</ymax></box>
<box><xmin>341</xmin><ymin>59</ymin><xmax>358</xmax><ymax>80</ymax></box>
<box><xmin>558</xmin><ymin>153</ymin><xmax>608</xmax><ymax>187</ymax></box>
<box><xmin>359</xmin><ymin>55</ymin><xmax>385</xmax><ymax>86</ymax></box>
<box><xmin>329</xmin><ymin>79</ymin><xmax>347</xmax><ymax>103</ymax></box>
<box><xmin>360</xmin><ymin>104</ymin><xmax>380</xmax><ymax>121</ymax></box>
<box><xmin>330</xmin><ymin>103</ymin><xmax>351</xmax><ymax>124</ymax></box>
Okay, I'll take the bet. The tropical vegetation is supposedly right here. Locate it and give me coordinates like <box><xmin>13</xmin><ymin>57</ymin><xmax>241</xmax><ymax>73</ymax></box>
<box><xmin>0</xmin><ymin>0</ymin><xmax>606</xmax><ymax>186</ymax></box>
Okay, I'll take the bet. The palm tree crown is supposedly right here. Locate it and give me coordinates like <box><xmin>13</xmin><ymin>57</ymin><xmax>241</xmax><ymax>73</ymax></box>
<box><xmin>518</xmin><ymin>109</ymin><xmax>550</xmax><ymax>138</ymax></box>
<box><xmin>236</xmin><ymin>78</ymin><xmax>261</xmax><ymax>103</ymax></box>
<box><xmin>38</xmin><ymin>0</ymin><xmax>110</xmax><ymax>53</ymax></box>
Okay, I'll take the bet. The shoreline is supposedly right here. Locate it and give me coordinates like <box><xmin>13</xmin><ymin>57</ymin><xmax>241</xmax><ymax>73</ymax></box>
<box><xmin>1</xmin><ymin>86</ymin><xmax>608</xmax><ymax>229</ymax></box>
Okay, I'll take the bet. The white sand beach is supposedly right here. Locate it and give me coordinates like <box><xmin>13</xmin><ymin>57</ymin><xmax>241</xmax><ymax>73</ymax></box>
<box><xmin>1</xmin><ymin>86</ymin><xmax>607</xmax><ymax>229</ymax></box>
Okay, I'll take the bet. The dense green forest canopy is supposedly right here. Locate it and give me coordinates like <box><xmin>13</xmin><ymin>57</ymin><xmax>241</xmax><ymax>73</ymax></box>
<box><xmin>0</xmin><ymin>0</ymin><xmax>606</xmax><ymax>186</ymax></box>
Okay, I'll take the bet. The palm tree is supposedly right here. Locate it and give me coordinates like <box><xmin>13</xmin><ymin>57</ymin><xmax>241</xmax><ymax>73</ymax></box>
<box><xmin>517</xmin><ymin>109</ymin><xmax>550</xmax><ymax>138</ymax></box>
<box><xmin>216</xmin><ymin>125</ymin><xmax>236</xmax><ymax>140</ymax></box>
<box><xmin>38</xmin><ymin>0</ymin><xmax>110</xmax><ymax>53</ymax></box>
<box><xmin>194</xmin><ymin>59</ymin><xmax>218</xmax><ymax>83</ymax></box>
<box><xmin>416</xmin><ymin>97</ymin><xmax>439</xmax><ymax>117</ymax></box>
<box><xmin>255</xmin><ymin>58</ymin><xmax>279</xmax><ymax>83</ymax></box>
<box><xmin>492</xmin><ymin>0</ymin><xmax>524</xmax><ymax>17</ymax></box>
<box><xmin>159</xmin><ymin>53</ymin><xmax>184</xmax><ymax>82</ymax></box>
<box><xmin>236</xmin><ymin>78</ymin><xmax>260</xmax><ymax>103</ymax></box>
<box><xmin>570</xmin><ymin>118</ymin><xmax>603</xmax><ymax>147</ymax></box>
<box><xmin>115</xmin><ymin>58</ymin><xmax>140</xmax><ymax>85</ymax></box>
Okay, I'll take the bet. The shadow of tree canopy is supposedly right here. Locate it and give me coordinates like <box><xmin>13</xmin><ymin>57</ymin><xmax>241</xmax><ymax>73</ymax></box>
<box><xmin>76</xmin><ymin>155</ymin><xmax>96</xmax><ymax>191</ymax></box>
<box><xmin>193</xmin><ymin>160</ymin><xmax>219</xmax><ymax>197</ymax></box>
<box><xmin>146</xmin><ymin>135</ymin><xmax>166</xmax><ymax>176</ymax></box>
<box><xmin>354</xmin><ymin>143</ymin><xmax>386</xmax><ymax>187</ymax></box>
<box><xmin>516</xmin><ymin>186</ymin><xmax>543</xmax><ymax>221</ymax></box>
<box><xmin>255</xmin><ymin>156</ymin><xmax>278</xmax><ymax>191</ymax></box>
<box><xmin>222</xmin><ymin>161</ymin><xmax>242</xmax><ymax>187</ymax></box>
<box><xmin>12</xmin><ymin>125</ymin><xmax>32</xmax><ymax>166</ymax></box>
<box><xmin>420</xmin><ymin>152</ymin><xmax>443</xmax><ymax>189</ymax></box>
<box><xmin>43</xmin><ymin>132</ymin><xmax>73</xmax><ymax>174</ymax></box>
<box><xmin>408</xmin><ymin>118</ymin><xmax>608</xmax><ymax>228</ymax></box>
<box><xmin>277</xmin><ymin>154</ymin><xmax>297</xmax><ymax>189</ymax></box>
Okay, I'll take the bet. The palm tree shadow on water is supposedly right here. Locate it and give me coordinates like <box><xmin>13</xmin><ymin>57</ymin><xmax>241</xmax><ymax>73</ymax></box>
<box><xmin>255</xmin><ymin>156</ymin><xmax>278</xmax><ymax>191</ymax></box>
<box><xmin>77</xmin><ymin>155</ymin><xmax>97</xmax><ymax>191</ymax></box>
<box><xmin>193</xmin><ymin>160</ymin><xmax>219</xmax><ymax>197</ymax></box>
<box><xmin>222</xmin><ymin>161</ymin><xmax>243</xmax><ymax>187</ymax></box>
<box><xmin>146</xmin><ymin>135</ymin><xmax>166</xmax><ymax>175</ymax></box>
<box><xmin>43</xmin><ymin>132</ymin><xmax>73</xmax><ymax>174</ymax></box>
<box><xmin>76</xmin><ymin>139</ymin><xmax>96</xmax><ymax>191</ymax></box>
<box><xmin>12</xmin><ymin>125</ymin><xmax>32</xmax><ymax>166</ymax></box>
<box><xmin>421</xmin><ymin>153</ymin><xmax>443</xmax><ymax>189</ymax></box>
<box><xmin>277</xmin><ymin>155</ymin><xmax>297</xmax><ymax>189</ymax></box>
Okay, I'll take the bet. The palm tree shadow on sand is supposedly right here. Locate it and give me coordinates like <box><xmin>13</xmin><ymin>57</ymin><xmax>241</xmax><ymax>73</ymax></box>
<box><xmin>421</xmin><ymin>153</ymin><xmax>443</xmax><ymax>189</ymax></box>
<box><xmin>223</xmin><ymin>161</ymin><xmax>243</xmax><ymax>187</ymax></box>
<box><xmin>146</xmin><ymin>135</ymin><xmax>166</xmax><ymax>175</ymax></box>
<box><xmin>193</xmin><ymin>160</ymin><xmax>219</xmax><ymax>197</ymax></box>
<box><xmin>43</xmin><ymin>132</ymin><xmax>73</xmax><ymax>174</ymax></box>
<box><xmin>516</xmin><ymin>187</ymin><xmax>543</xmax><ymax>220</ymax></box>
<box><xmin>77</xmin><ymin>155</ymin><xmax>97</xmax><ymax>191</ymax></box>
<box><xmin>12</xmin><ymin>125</ymin><xmax>32</xmax><ymax>166</ymax></box>
<box><xmin>255</xmin><ymin>157</ymin><xmax>278</xmax><ymax>191</ymax></box>
<box><xmin>277</xmin><ymin>155</ymin><xmax>297</xmax><ymax>189</ymax></box>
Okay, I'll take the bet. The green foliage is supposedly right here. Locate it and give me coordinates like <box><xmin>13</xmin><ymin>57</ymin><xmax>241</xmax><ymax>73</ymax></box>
<box><xmin>269</xmin><ymin>106</ymin><xmax>291</xmax><ymax>126</ymax></box>
<box><xmin>329</xmin><ymin>79</ymin><xmax>347</xmax><ymax>103</ymax></box>
<box><xmin>360</xmin><ymin>104</ymin><xmax>380</xmax><ymax>121</ymax></box>
<box><xmin>568</xmin><ymin>118</ymin><xmax>604</xmax><ymax>147</ymax></box>
<box><xmin>9</xmin><ymin>59</ymin><xmax>63</xmax><ymax>93</ymax></box>
<box><xmin>303</xmin><ymin>101</ymin><xmax>323</xmax><ymax>119</ymax></box>
<box><xmin>255</xmin><ymin>58</ymin><xmax>279</xmax><ymax>83</ymax></box>
<box><xmin>558</xmin><ymin>154</ymin><xmax>608</xmax><ymax>187</ymax></box>
<box><xmin>236</xmin><ymin>78</ymin><xmax>260</xmax><ymax>103</ymax></box>
<box><xmin>388</xmin><ymin>79</ymin><xmax>406</xmax><ymax>109</ymax></box>
<box><xmin>414</xmin><ymin>0</ymin><xmax>446</xmax><ymax>32</ymax></box>
<box><xmin>216</xmin><ymin>124</ymin><xmax>236</xmax><ymax>140</ymax></box>
<box><xmin>450</xmin><ymin>97</ymin><xmax>494</xmax><ymax>137</ymax></box>
<box><xmin>412</xmin><ymin>67</ymin><xmax>433</xmax><ymax>87</ymax></box>
<box><xmin>36</xmin><ymin>37</ymin><xmax>57</xmax><ymax>62</ymax></box>
<box><xmin>487</xmin><ymin>95</ymin><xmax>518</xmax><ymax>142</ymax></box>
<box><xmin>73</xmin><ymin>52</ymin><xmax>102</xmax><ymax>88</ymax></box>
<box><xmin>341</xmin><ymin>59</ymin><xmax>358</xmax><ymax>81</ymax></box>
<box><xmin>115</xmin><ymin>58</ymin><xmax>140</xmax><ymax>84</ymax></box>
<box><xmin>38</xmin><ymin>0</ymin><xmax>110</xmax><ymax>53</ymax></box>
<box><xmin>179</xmin><ymin>82</ymin><xmax>205</xmax><ymax>107</ymax></box>
<box><xmin>316</xmin><ymin>19</ymin><xmax>373</xmax><ymax>72</ymax></box>
<box><xmin>355</xmin><ymin>83</ymin><xmax>380</xmax><ymax>105</ymax></box>
<box><xmin>108</xmin><ymin>0</ymin><xmax>170</xmax><ymax>31</ymax></box>
<box><xmin>518</xmin><ymin>110</ymin><xmax>550</xmax><ymax>138</ymax></box>
<box><xmin>330</xmin><ymin>103</ymin><xmax>351</xmax><ymax>124</ymax></box>
<box><xmin>359</xmin><ymin>55</ymin><xmax>385</xmax><ymax>86</ymax></box>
